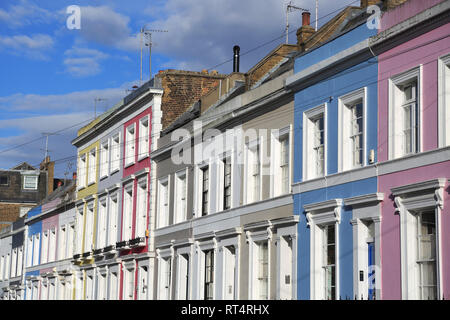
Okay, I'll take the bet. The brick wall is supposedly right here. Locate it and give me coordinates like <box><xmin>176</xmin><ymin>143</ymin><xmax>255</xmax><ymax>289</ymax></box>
<box><xmin>156</xmin><ymin>70</ymin><xmax>227</xmax><ymax>129</ymax></box>
<box><xmin>0</xmin><ymin>203</ymin><xmax>20</xmax><ymax>228</ymax></box>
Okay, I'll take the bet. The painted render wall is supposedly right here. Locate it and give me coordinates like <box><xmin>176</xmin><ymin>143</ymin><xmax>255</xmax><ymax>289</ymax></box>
<box><xmin>377</xmin><ymin>23</ymin><xmax>450</xmax><ymax>161</ymax></box>
<box><xmin>295</xmin><ymin>177</ymin><xmax>377</xmax><ymax>299</ymax></box>
<box><xmin>378</xmin><ymin>160</ymin><xmax>450</xmax><ymax>299</ymax></box>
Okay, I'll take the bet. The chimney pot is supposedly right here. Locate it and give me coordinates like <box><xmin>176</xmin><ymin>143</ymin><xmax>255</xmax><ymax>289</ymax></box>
<box><xmin>57</xmin><ymin>181</ymin><xmax>62</xmax><ymax>187</ymax></box>
<box><xmin>302</xmin><ymin>11</ymin><xmax>311</xmax><ymax>26</ymax></box>
<box><xmin>73</xmin><ymin>172</ymin><xmax>77</xmax><ymax>180</ymax></box>
<box><xmin>233</xmin><ymin>45</ymin><xmax>240</xmax><ymax>73</ymax></box>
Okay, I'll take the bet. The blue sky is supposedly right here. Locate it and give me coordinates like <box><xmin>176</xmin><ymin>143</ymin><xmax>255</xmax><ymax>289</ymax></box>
<box><xmin>0</xmin><ymin>0</ymin><xmax>350</xmax><ymax>177</ymax></box>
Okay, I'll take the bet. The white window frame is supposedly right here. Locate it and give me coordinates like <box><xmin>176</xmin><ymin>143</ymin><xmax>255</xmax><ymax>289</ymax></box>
<box><xmin>11</xmin><ymin>248</ymin><xmax>17</xmax><ymax>278</ymax></box>
<box><xmin>41</xmin><ymin>230</ymin><xmax>49</xmax><ymax>264</ymax></box>
<box><xmin>26</xmin><ymin>236</ymin><xmax>33</xmax><ymax>267</ymax></box>
<box><xmin>135</xmin><ymin>177</ymin><xmax>148</xmax><ymax>238</ymax></box>
<box><xmin>75</xmin><ymin>205</ymin><xmax>84</xmax><ymax>255</ymax></box>
<box><xmin>122</xmin><ymin>183</ymin><xmax>134</xmax><ymax>241</ymax></box>
<box><xmin>17</xmin><ymin>246</ymin><xmax>23</xmax><ymax>277</ymax></box>
<box><xmin>338</xmin><ymin>88</ymin><xmax>367</xmax><ymax>172</ymax></box>
<box><xmin>48</xmin><ymin>228</ymin><xmax>56</xmax><ymax>262</ymax></box>
<box><xmin>110</xmin><ymin>133</ymin><xmax>121</xmax><ymax>174</ymax></box>
<box><xmin>97</xmin><ymin>196</ymin><xmax>107</xmax><ymax>249</ymax></box>
<box><xmin>270</xmin><ymin>126</ymin><xmax>292</xmax><ymax>197</ymax></box>
<box><xmin>67</xmin><ymin>223</ymin><xmax>75</xmax><ymax>259</ymax></box>
<box><xmin>138</xmin><ymin>115</ymin><xmax>150</xmax><ymax>161</ymax></box>
<box><xmin>125</xmin><ymin>124</ymin><xmax>136</xmax><ymax>167</ymax></box>
<box><xmin>303</xmin><ymin>104</ymin><xmax>327</xmax><ymax>181</ymax></box>
<box><xmin>32</xmin><ymin>233</ymin><xmax>40</xmax><ymax>266</ymax></box>
<box><xmin>438</xmin><ymin>54</ymin><xmax>450</xmax><ymax>148</ymax></box>
<box><xmin>217</xmin><ymin>154</ymin><xmax>233</xmax><ymax>212</ymax></box>
<box><xmin>108</xmin><ymin>193</ymin><xmax>118</xmax><ymax>247</ymax></box>
<box><xmin>58</xmin><ymin>225</ymin><xmax>66</xmax><ymax>260</ymax></box>
<box><xmin>174</xmin><ymin>169</ymin><xmax>188</xmax><ymax>224</ymax></box>
<box><xmin>99</xmin><ymin>140</ymin><xmax>110</xmax><ymax>180</ymax></box>
<box><xmin>246</xmin><ymin>227</ymin><xmax>272</xmax><ymax>300</ymax></box>
<box><xmin>87</xmin><ymin>148</ymin><xmax>97</xmax><ymax>185</ymax></box>
<box><xmin>23</xmin><ymin>175</ymin><xmax>38</xmax><ymax>190</ymax></box>
<box><xmin>195</xmin><ymin>163</ymin><xmax>210</xmax><ymax>217</ymax></box>
<box><xmin>157</xmin><ymin>177</ymin><xmax>170</xmax><ymax>228</ymax></box>
<box><xmin>388</xmin><ymin>66</ymin><xmax>422</xmax><ymax>159</ymax></box>
<box><xmin>391</xmin><ymin>178</ymin><xmax>445</xmax><ymax>300</ymax></box>
<box><xmin>78</xmin><ymin>154</ymin><xmax>87</xmax><ymax>189</ymax></box>
<box><xmin>84</xmin><ymin>201</ymin><xmax>94</xmax><ymax>253</ymax></box>
<box><xmin>122</xmin><ymin>262</ymin><xmax>135</xmax><ymax>300</ymax></box>
<box><xmin>305</xmin><ymin>199</ymin><xmax>342</xmax><ymax>300</ymax></box>
<box><xmin>157</xmin><ymin>248</ymin><xmax>173</xmax><ymax>300</ymax></box>
<box><xmin>244</xmin><ymin>140</ymin><xmax>261</xmax><ymax>204</ymax></box>
<box><xmin>345</xmin><ymin>193</ymin><xmax>383</xmax><ymax>300</ymax></box>
<box><xmin>175</xmin><ymin>246</ymin><xmax>192</xmax><ymax>300</ymax></box>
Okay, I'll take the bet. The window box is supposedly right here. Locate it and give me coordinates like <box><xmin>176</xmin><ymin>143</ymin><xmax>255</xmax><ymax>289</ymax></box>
<box><xmin>116</xmin><ymin>240</ymin><xmax>129</xmax><ymax>249</ymax></box>
<box><xmin>73</xmin><ymin>254</ymin><xmax>81</xmax><ymax>260</ymax></box>
<box><xmin>129</xmin><ymin>237</ymin><xmax>146</xmax><ymax>247</ymax></box>
<box><xmin>103</xmin><ymin>245</ymin><xmax>115</xmax><ymax>252</ymax></box>
<box><xmin>82</xmin><ymin>252</ymin><xmax>91</xmax><ymax>258</ymax></box>
<box><xmin>93</xmin><ymin>248</ymin><xmax>104</xmax><ymax>256</ymax></box>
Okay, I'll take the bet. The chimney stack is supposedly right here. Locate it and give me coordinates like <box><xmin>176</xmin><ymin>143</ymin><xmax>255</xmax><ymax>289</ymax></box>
<box><xmin>361</xmin><ymin>0</ymin><xmax>379</xmax><ymax>8</ymax></box>
<box><xmin>297</xmin><ymin>11</ymin><xmax>315</xmax><ymax>52</ymax></box>
<box><xmin>302</xmin><ymin>11</ymin><xmax>311</xmax><ymax>26</ymax></box>
<box><xmin>233</xmin><ymin>45</ymin><xmax>240</xmax><ymax>73</ymax></box>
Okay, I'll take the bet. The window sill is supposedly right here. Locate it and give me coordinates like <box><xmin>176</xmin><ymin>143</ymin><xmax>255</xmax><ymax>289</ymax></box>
<box><xmin>77</xmin><ymin>186</ymin><xmax>86</xmax><ymax>191</ymax></box>
<box><xmin>138</xmin><ymin>154</ymin><xmax>149</xmax><ymax>162</ymax></box>
<box><xmin>110</xmin><ymin>168</ymin><xmax>120</xmax><ymax>176</ymax></box>
<box><xmin>99</xmin><ymin>174</ymin><xmax>108</xmax><ymax>181</ymax></box>
<box><xmin>124</xmin><ymin>162</ymin><xmax>135</xmax><ymax>169</ymax></box>
<box><xmin>87</xmin><ymin>181</ymin><xmax>96</xmax><ymax>187</ymax></box>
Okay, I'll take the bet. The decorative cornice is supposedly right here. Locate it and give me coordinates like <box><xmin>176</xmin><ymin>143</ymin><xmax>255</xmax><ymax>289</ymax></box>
<box><xmin>344</xmin><ymin>193</ymin><xmax>384</xmax><ymax>207</ymax></box>
<box><xmin>391</xmin><ymin>178</ymin><xmax>446</xmax><ymax>197</ymax></box>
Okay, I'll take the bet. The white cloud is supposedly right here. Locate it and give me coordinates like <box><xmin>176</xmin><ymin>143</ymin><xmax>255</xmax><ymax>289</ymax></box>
<box><xmin>79</xmin><ymin>6</ymin><xmax>140</xmax><ymax>52</ymax></box>
<box><xmin>0</xmin><ymin>0</ymin><xmax>58</xmax><ymax>28</ymax></box>
<box><xmin>143</xmin><ymin>0</ymin><xmax>347</xmax><ymax>73</ymax></box>
<box><xmin>0</xmin><ymin>85</ymin><xmax>131</xmax><ymax>114</ymax></box>
<box><xmin>0</xmin><ymin>33</ymin><xmax>54</xmax><ymax>59</ymax></box>
<box><xmin>63</xmin><ymin>47</ymin><xmax>109</xmax><ymax>77</ymax></box>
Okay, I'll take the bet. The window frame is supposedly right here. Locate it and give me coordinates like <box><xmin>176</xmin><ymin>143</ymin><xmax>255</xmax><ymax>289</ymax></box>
<box><xmin>110</xmin><ymin>133</ymin><xmax>121</xmax><ymax>174</ymax></box>
<box><xmin>23</xmin><ymin>175</ymin><xmax>38</xmax><ymax>190</ymax></box>
<box><xmin>271</xmin><ymin>126</ymin><xmax>292</xmax><ymax>197</ymax></box>
<box><xmin>87</xmin><ymin>147</ymin><xmax>97</xmax><ymax>186</ymax></box>
<box><xmin>174</xmin><ymin>169</ymin><xmax>188</xmax><ymax>224</ymax></box>
<box><xmin>78</xmin><ymin>154</ymin><xmax>87</xmax><ymax>189</ymax></box>
<box><xmin>99</xmin><ymin>139</ymin><xmax>110</xmax><ymax>180</ymax></box>
<box><xmin>138</xmin><ymin>115</ymin><xmax>150</xmax><ymax>161</ymax></box>
<box><xmin>157</xmin><ymin>177</ymin><xmax>170</xmax><ymax>228</ymax></box>
<box><xmin>125</xmin><ymin>124</ymin><xmax>136</xmax><ymax>167</ymax></box>
<box><xmin>303</xmin><ymin>104</ymin><xmax>327</xmax><ymax>181</ymax></box>
<box><xmin>338</xmin><ymin>88</ymin><xmax>367</xmax><ymax>172</ymax></box>
<box><xmin>391</xmin><ymin>178</ymin><xmax>445</xmax><ymax>300</ymax></box>
<box><xmin>135</xmin><ymin>176</ymin><xmax>148</xmax><ymax>238</ymax></box>
<box><xmin>388</xmin><ymin>66</ymin><xmax>422</xmax><ymax>159</ymax></box>
<box><xmin>438</xmin><ymin>54</ymin><xmax>450</xmax><ymax>148</ymax></box>
<box><xmin>304</xmin><ymin>199</ymin><xmax>342</xmax><ymax>300</ymax></box>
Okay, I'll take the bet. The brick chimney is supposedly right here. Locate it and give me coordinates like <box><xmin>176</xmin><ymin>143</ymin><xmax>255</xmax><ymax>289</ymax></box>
<box><xmin>40</xmin><ymin>156</ymin><xmax>55</xmax><ymax>196</ymax></box>
<box><xmin>297</xmin><ymin>11</ymin><xmax>315</xmax><ymax>52</ymax></box>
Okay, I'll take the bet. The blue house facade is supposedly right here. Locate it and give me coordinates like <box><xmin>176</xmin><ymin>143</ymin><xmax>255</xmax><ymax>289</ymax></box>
<box><xmin>286</xmin><ymin>16</ymin><xmax>381</xmax><ymax>300</ymax></box>
<box><xmin>24</xmin><ymin>205</ymin><xmax>42</xmax><ymax>300</ymax></box>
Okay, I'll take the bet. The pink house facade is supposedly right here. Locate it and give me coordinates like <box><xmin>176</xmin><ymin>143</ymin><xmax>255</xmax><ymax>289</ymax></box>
<box><xmin>376</xmin><ymin>0</ymin><xmax>450</xmax><ymax>299</ymax></box>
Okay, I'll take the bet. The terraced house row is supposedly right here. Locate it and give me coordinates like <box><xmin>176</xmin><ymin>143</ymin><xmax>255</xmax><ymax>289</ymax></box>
<box><xmin>1</xmin><ymin>0</ymin><xmax>449</xmax><ymax>300</ymax></box>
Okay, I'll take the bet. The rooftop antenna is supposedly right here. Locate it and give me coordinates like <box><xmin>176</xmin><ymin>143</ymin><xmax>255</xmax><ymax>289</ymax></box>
<box><xmin>315</xmin><ymin>0</ymin><xmax>318</xmax><ymax>31</ymax></box>
<box><xmin>41</xmin><ymin>132</ymin><xmax>59</xmax><ymax>159</ymax></box>
<box><xmin>140</xmin><ymin>26</ymin><xmax>168</xmax><ymax>84</ymax></box>
<box><xmin>285</xmin><ymin>1</ymin><xmax>309</xmax><ymax>44</ymax></box>
<box><xmin>94</xmin><ymin>98</ymin><xmax>107</xmax><ymax>118</ymax></box>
